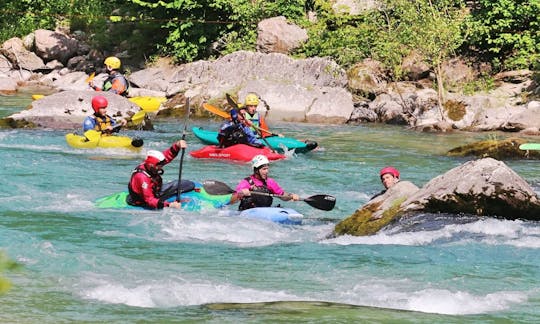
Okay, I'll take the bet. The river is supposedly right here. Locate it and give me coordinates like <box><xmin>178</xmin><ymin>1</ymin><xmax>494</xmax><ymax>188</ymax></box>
<box><xmin>1</xmin><ymin>94</ymin><xmax>539</xmax><ymax>322</ymax></box>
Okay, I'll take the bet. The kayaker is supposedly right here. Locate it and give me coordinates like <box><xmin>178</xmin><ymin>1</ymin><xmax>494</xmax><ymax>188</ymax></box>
<box><xmin>217</xmin><ymin>108</ymin><xmax>264</xmax><ymax>148</ymax></box>
<box><xmin>127</xmin><ymin>140</ymin><xmax>194</xmax><ymax>209</ymax></box>
<box><xmin>242</xmin><ymin>93</ymin><xmax>282</xmax><ymax>138</ymax></box>
<box><xmin>371</xmin><ymin>166</ymin><xmax>400</xmax><ymax>200</ymax></box>
<box><xmin>229</xmin><ymin>155</ymin><xmax>299</xmax><ymax>210</ymax></box>
<box><xmin>89</xmin><ymin>56</ymin><xmax>130</xmax><ymax>97</ymax></box>
<box><xmin>83</xmin><ymin>95</ymin><xmax>127</xmax><ymax>134</ymax></box>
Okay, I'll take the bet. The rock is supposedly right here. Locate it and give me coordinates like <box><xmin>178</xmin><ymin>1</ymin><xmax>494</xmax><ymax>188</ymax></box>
<box><xmin>333</xmin><ymin>158</ymin><xmax>540</xmax><ymax>237</ymax></box>
<box><xmin>332</xmin><ymin>0</ymin><xmax>379</xmax><ymax>15</ymax></box>
<box><xmin>0</xmin><ymin>54</ymin><xmax>13</xmax><ymax>74</ymax></box>
<box><xmin>0</xmin><ymin>76</ymin><xmax>18</xmax><ymax>94</ymax></box>
<box><xmin>401</xmin><ymin>51</ymin><xmax>430</xmax><ymax>81</ymax></box>
<box><xmin>402</xmin><ymin>158</ymin><xmax>540</xmax><ymax>220</ymax></box>
<box><xmin>347</xmin><ymin>58</ymin><xmax>387</xmax><ymax>98</ymax></box>
<box><xmin>256</xmin><ymin>16</ymin><xmax>308</xmax><ymax>54</ymax></box>
<box><xmin>5</xmin><ymin>90</ymin><xmax>141</xmax><ymax>129</ymax></box>
<box><xmin>333</xmin><ymin>181</ymin><xmax>420</xmax><ymax>236</ymax></box>
<box><xmin>1</xmin><ymin>37</ymin><xmax>46</xmax><ymax>71</ymax></box>
<box><xmin>447</xmin><ymin>138</ymin><xmax>538</xmax><ymax>160</ymax></box>
<box><xmin>34</xmin><ymin>29</ymin><xmax>78</xmax><ymax>65</ymax></box>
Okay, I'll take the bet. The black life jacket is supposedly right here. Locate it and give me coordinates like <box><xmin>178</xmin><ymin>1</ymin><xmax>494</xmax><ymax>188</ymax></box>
<box><xmin>217</xmin><ymin>123</ymin><xmax>248</xmax><ymax>148</ymax></box>
<box><xmin>103</xmin><ymin>73</ymin><xmax>130</xmax><ymax>97</ymax></box>
<box><xmin>126</xmin><ymin>165</ymin><xmax>162</xmax><ymax>206</ymax></box>
<box><xmin>238</xmin><ymin>176</ymin><xmax>273</xmax><ymax>211</ymax></box>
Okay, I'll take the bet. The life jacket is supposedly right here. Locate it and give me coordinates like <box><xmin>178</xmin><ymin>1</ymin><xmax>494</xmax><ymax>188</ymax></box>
<box><xmin>244</xmin><ymin>111</ymin><xmax>260</xmax><ymax>133</ymax></box>
<box><xmin>126</xmin><ymin>165</ymin><xmax>162</xmax><ymax>206</ymax></box>
<box><xmin>93</xmin><ymin>114</ymin><xmax>113</xmax><ymax>133</ymax></box>
<box><xmin>102</xmin><ymin>73</ymin><xmax>130</xmax><ymax>97</ymax></box>
<box><xmin>238</xmin><ymin>176</ymin><xmax>273</xmax><ymax>211</ymax></box>
<box><xmin>217</xmin><ymin>122</ymin><xmax>248</xmax><ymax>148</ymax></box>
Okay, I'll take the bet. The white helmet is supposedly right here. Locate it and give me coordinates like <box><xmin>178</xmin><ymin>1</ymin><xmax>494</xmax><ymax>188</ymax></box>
<box><xmin>252</xmin><ymin>155</ymin><xmax>269</xmax><ymax>169</ymax></box>
<box><xmin>145</xmin><ymin>150</ymin><xmax>166</xmax><ymax>165</ymax></box>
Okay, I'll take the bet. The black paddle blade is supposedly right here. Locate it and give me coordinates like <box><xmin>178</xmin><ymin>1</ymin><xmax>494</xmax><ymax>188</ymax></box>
<box><xmin>303</xmin><ymin>194</ymin><xmax>336</xmax><ymax>211</ymax></box>
<box><xmin>202</xmin><ymin>180</ymin><xmax>235</xmax><ymax>195</ymax></box>
<box><xmin>226</xmin><ymin>93</ymin><xmax>239</xmax><ymax>109</ymax></box>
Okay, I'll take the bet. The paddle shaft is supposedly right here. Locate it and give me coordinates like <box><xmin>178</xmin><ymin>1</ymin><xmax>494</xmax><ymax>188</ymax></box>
<box><xmin>177</xmin><ymin>98</ymin><xmax>190</xmax><ymax>201</ymax></box>
<box><xmin>202</xmin><ymin>180</ymin><xmax>336</xmax><ymax>211</ymax></box>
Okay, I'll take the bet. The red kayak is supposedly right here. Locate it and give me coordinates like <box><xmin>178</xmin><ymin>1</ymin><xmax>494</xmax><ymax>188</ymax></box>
<box><xmin>190</xmin><ymin>144</ymin><xmax>286</xmax><ymax>162</ymax></box>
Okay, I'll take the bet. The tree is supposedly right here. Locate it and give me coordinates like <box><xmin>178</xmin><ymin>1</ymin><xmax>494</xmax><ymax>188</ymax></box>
<box><xmin>374</xmin><ymin>0</ymin><xmax>466</xmax><ymax>120</ymax></box>
<box><xmin>465</xmin><ymin>0</ymin><xmax>540</xmax><ymax>70</ymax></box>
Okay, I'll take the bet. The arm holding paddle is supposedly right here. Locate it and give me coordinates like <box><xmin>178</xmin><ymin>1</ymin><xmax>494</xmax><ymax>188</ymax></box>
<box><xmin>203</xmin><ymin>179</ymin><xmax>336</xmax><ymax>211</ymax></box>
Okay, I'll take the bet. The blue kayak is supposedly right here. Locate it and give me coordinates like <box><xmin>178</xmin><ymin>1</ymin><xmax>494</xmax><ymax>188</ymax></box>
<box><xmin>192</xmin><ymin>126</ymin><xmax>317</xmax><ymax>153</ymax></box>
<box><xmin>236</xmin><ymin>207</ymin><xmax>303</xmax><ymax>225</ymax></box>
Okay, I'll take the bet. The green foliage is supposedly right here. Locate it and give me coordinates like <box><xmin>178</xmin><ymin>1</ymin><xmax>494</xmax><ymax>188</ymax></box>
<box><xmin>298</xmin><ymin>11</ymin><xmax>376</xmax><ymax>68</ymax></box>
<box><xmin>0</xmin><ymin>251</ymin><xmax>21</xmax><ymax>294</ymax></box>
<box><xmin>465</xmin><ymin>0</ymin><xmax>540</xmax><ymax>70</ymax></box>
<box><xmin>128</xmin><ymin>0</ymin><xmax>309</xmax><ymax>62</ymax></box>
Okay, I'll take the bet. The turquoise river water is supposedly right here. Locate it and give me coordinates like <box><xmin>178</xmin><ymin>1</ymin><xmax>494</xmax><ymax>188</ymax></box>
<box><xmin>1</xmin><ymin>94</ymin><xmax>539</xmax><ymax>323</ymax></box>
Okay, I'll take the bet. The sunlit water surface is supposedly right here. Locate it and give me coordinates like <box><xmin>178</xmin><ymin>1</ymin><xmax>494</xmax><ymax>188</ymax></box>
<box><xmin>0</xmin><ymin>94</ymin><xmax>539</xmax><ymax>322</ymax></box>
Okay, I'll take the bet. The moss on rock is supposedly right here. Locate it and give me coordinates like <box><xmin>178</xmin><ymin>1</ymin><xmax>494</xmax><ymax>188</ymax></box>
<box><xmin>334</xmin><ymin>198</ymin><xmax>406</xmax><ymax>236</ymax></box>
<box><xmin>447</xmin><ymin>137</ymin><xmax>540</xmax><ymax>159</ymax></box>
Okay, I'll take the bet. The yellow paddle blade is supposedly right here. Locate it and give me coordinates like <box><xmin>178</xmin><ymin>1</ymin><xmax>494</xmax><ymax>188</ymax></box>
<box><xmin>84</xmin><ymin>130</ymin><xmax>102</xmax><ymax>142</ymax></box>
<box><xmin>202</xmin><ymin>102</ymin><xmax>231</xmax><ymax>119</ymax></box>
<box><xmin>85</xmin><ymin>72</ymin><xmax>96</xmax><ymax>83</ymax></box>
<box><xmin>32</xmin><ymin>94</ymin><xmax>45</xmax><ymax>100</ymax></box>
<box><xmin>130</xmin><ymin>111</ymin><xmax>146</xmax><ymax>125</ymax></box>
<box><xmin>128</xmin><ymin>96</ymin><xmax>166</xmax><ymax>112</ymax></box>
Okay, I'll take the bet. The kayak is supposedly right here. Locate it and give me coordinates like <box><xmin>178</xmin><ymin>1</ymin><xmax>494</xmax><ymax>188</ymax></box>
<box><xmin>192</xmin><ymin>126</ymin><xmax>317</xmax><ymax>153</ymax></box>
<box><xmin>234</xmin><ymin>207</ymin><xmax>303</xmax><ymax>225</ymax></box>
<box><xmin>32</xmin><ymin>94</ymin><xmax>165</xmax><ymax>112</ymax></box>
<box><xmin>95</xmin><ymin>182</ymin><xmax>303</xmax><ymax>224</ymax></box>
<box><xmin>128</xmin><ymin>96</ymin><xmax>166</xmax><ymax>112</ymax></box>
<box><xmin>95</xmin><ymin>181</ymin><xmax>232</xmax><ymax>211</ymax></box>
<box><xmin>65</xmin><ymin>132</ymin><xmax>143</xmax><ymax>150</ymax></box>
<box><xmin>189</xmin><ymin>144</ymin><xmax>286</xmax><ymax>162</ymax></box>
<box><xmin>519</xmin><ymin>143</ymin><xmax>540</xmax><ymax>151</ymax></box>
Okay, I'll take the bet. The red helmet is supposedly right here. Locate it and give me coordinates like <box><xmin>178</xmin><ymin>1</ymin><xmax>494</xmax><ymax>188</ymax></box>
<box><xmin>380</xmin><ymin>166</ymin><xmax>400</xmax><ymax>179</ymax></box>
<box><xmin>91</xmin><ymin>96</ymin><xmax>108</xmax><ymax>113</ymax></box>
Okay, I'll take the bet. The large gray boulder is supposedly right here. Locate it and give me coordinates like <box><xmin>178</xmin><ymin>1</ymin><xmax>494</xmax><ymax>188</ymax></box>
<box><xmin>130</xmin><ymin>51</ymin><xmax>353</xmax><ymax>123</ymax></box>
<box><xmin>1</xmin><ymin>37</ymin><xmax>46</xmax><ymax>71</ymax></box>
<box><xmin>402</xmin><ymin>158</ymin><xmax>540</xmax><ymax>219</ymax></box>
<box><xmin>5</xmin><ymin>90</ymin><xmax>141</xmax><ymax>130</ymax></box>
<box><xmin>34</xmin><ymin>29</ymin><xmax>78</xmax><ymax>65</ymax></box>
<box><xmin>334</xmin><ymin>158</ymin><xmax>540</xmax><ymax>236</ymax></box>
<box><xmin>256</xmin><ymin>16</ymin><xmax>308</xmax><ymax>54</ymax></box>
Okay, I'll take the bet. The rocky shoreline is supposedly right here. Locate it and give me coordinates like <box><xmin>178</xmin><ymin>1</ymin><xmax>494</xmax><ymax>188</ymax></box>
<box><xmin>1</xmin><ymin>29</ymin><xmax>539</xmax><ymax>137</ymax></box>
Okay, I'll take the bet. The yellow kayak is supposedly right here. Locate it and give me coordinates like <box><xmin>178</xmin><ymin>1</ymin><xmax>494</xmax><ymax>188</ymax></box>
<box><xmin>128</xmin><ymin>96</ymin><xmax>166</xmax><ymax>112</ymax></box>
<box><xmin>32</xmin><ymin>94</ymin><xmax>165</xmax><ymax>112</ymax></box>
<box><xmin>65</xmin><ymin>131</ymin><xmax>143</xmax><ymax>150</ymax></box>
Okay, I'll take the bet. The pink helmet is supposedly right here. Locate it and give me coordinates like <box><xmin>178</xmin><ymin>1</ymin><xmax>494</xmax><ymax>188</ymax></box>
<box><xmin>380</xmin><ymin>166</ymin><xmax>400</xmax><ymax>179</ymax></box>
<box><xmin>91</xmin><ymin>96</ymin><xmax>108</xmax><ymax>113</ymax></box>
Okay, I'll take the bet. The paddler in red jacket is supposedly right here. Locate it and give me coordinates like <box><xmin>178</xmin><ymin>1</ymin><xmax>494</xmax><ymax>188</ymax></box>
<box><xmin>127</xmin><ymin>140</ymin><xmax>194</xmax><ymax>209</ymax></box>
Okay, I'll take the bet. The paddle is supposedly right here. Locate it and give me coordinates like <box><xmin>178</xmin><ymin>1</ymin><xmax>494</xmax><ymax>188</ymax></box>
<box><xmin>202</xmin><ymin>102</ymin><xmax>279</xmax><ymax>137</ymax></box>
<box><xmin>202</xmin><ymin>180</ymin><xmax>336</xmax><ymax>211</ymax></box>
<box><xmin>177</xmin><ymin>97</ymin><xmax>190</xmax><ymax>201</ymax></box>
<box><xmin>129</xmin><ymin>110</ymin><xmax>146</xmax><ymax>125</ymax></box>
<box><xmin>226</xmin><ymin>93</ymin><xmax>277</xmax><ymax>151</ymax></box>
<box><xmin>85</xmin><ymin>72</ymin><xmax>96</xmax><ymax>83</ymax></box>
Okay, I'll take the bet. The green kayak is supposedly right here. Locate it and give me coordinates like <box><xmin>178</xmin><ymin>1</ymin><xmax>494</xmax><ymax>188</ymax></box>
<box><xmin>519</xmin><ymin>143</ymin><xmax>540</xmax><ymax>151</ymax></box>
<box><xmin>192</xmin><ymin>127</ymin><xmax>318</xmax><ymax>153</ymax></box>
